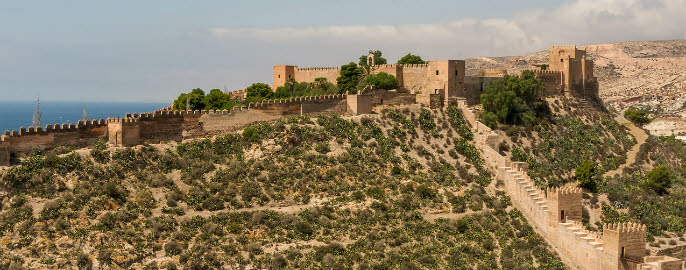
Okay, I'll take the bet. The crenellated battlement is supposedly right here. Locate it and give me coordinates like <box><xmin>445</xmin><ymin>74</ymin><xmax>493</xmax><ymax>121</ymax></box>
<box><xmin>534</xmin><ymin>69</ymin><xmax>563</xmax><ymax>74</ymax></box>
<box><xmin>547</xmin><ymin>186</ymin><xmax>582</xmax><ymax>196</ymax></box>
<box><xmin>296</xmin><ymin>67</ymin><xmax>340</xmax><ymax>71</ymax></box>
<box><xmin>2</xmin><ymin>118</ymin><xmax>108</xmax><ymax>139</ymax></box>
<box><xmin>603</xmin><ymin>222</ymin><xmax>647</xmax><ymax>234</ymax></box>
<box><xmin>401</xmin><ymin>63</ymin><xmax>430</xmax><ymax>68</ymax></box>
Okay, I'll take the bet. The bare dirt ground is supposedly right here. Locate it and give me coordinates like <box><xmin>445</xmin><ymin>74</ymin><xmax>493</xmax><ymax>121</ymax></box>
<box><xmin>604</xmin><ymin>115</ymin><xmax>649</xmax><ymax>177</ymax></box>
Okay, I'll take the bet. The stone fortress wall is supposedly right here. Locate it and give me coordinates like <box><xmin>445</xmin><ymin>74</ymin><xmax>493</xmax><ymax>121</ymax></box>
<box><xmin>454</xmin><ymin>99</ymin><xmax>683</xmax><ymax>269</ymax></box>
<box><xmin>273</xmin><ymin>53</ymin><xmax>465</xmax><ymax>109</ymax></box>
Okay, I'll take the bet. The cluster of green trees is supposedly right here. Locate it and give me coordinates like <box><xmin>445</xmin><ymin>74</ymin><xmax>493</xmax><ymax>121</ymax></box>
<box><xmin>172</xmin><ymin>88</ymin><xmax>239</xmax><ymax>111</ymax></box>
<box><xmin>480</xmin><ymin>70</ymin><xmax>550</xmax><ymax>128</ymax></box>
<box><xmin>624</xmin><ymin>106</ymin><xmax>651</xmax><ymax>125</ymax></box>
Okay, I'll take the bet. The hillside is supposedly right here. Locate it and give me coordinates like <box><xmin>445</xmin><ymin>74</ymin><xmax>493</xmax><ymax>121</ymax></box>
<box><xmin>466</xmin><ymin>40</ymin><xmax>686</xmax><ymax>117</ymax></box>
<box><xmin>0</xmin><ymin>106</ymin><xmax>565</xmax><ymax>269</ymax></box>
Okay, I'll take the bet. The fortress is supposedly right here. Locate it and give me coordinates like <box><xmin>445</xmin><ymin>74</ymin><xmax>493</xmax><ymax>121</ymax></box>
<box><xmin>1</xmin><ymin>45</ymin><xmax>678</xmax><ymax>269</ymax></box>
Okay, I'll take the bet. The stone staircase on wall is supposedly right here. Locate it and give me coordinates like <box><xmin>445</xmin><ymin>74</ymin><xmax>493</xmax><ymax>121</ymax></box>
<box><xmin>454</xmin><ymin>99</ymin><xmax>683</xmax><ymax>270</ymax></box>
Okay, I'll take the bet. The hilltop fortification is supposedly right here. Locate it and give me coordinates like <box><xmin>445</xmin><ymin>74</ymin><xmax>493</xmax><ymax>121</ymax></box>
<box><xmin>1</xmin><ymin>45</ymin><xmax>598</xmax><ymax>167</ymax></box>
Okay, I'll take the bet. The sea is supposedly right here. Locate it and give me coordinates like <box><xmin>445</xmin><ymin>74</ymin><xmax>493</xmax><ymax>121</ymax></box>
<box><xmin>0</xmin><ymin>101</ymin><xmax>169</xmax><ymax>132</ymax></box>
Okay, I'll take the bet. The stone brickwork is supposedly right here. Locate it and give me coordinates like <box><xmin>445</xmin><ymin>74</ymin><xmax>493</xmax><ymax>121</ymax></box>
<box><xmin>0</xmin><ymin>144</ymin><xmax>9</xmax><ymax>166</ymax></box>
<box><xmin>346</xmin><ymin>94</ymin><xmax>373</xmax><ymax>116</ymax></box>
<box><xmin>0</xmin><ymin>120</ymin><xmax>108</xmax><ymax>156</ymax></box>
<box><xmin>359</xmin><ymin>89</ymin><xmax>417</xmax><ymax>107</ymax></box>
<box><xmin>107</xmin><ymin>118</ymin><xmax>141</xmax><ymax>146</ymax></box>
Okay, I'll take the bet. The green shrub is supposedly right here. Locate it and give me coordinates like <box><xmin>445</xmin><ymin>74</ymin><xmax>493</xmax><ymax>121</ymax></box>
<box><xmin>624</xmin><ymin>107</ymin><xmax>651</xmax><ymax>125</ymax></box>
<box><xmin>575</xmin><ymin>159</ymin><xmax>599</xmax><ymax>192</ymax></box>
<box><xmin>643</xmin><ymin>166</ymin><xmax>672</xmax><ymax>195</ymax></box>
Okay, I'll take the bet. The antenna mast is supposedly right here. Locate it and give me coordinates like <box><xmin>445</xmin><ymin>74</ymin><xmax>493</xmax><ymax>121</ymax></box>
<box><xmin>32</xmin><ymin>97</ymin><xmax>42</xmax><ymax>128</ymax></box>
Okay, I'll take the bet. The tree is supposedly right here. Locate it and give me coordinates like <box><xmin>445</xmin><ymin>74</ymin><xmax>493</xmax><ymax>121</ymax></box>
<box><xmin>204</xmin><ymin>89</ymin><xmax>230</xmax><ymax>110</ymax></box>
<box><xmin>366</xmin><ymin>72</ymin><xmax>399</xmax><ymax>90</ymax></box>
<box><xmin>173</xmin><ymin>88</ymin><xmax>206</xmax><ymax>110</ymax></box>
<box><xmin>643</xmin><ymin>166</ymin><xmax>672</xmax><ymax>195</ymax></box>
<box><xmin>480</xmin><ymin>70</ymin><xmax>548</xmax><ymax>126</ymax></box>
<box><xmin>397</xmin><ymin>53</ymin><xmax>426</xmax><ymax>65</ymax></box>
<box><xmin>624</xmin><ymin>107</ymin><xmax>651</xmax><ymax>125</ymax></box>
<box><xmin>576</xmin><ymin>159</ymin><xmax>599</xmax><ymax>192</ymax></box>
<box><xmin>358</xmin><ymin>50</ymin><xmax>387</xmax><ymax>67</ymax></box>
<box><xmin>337</xmin><ymin>62</ymin><xmax>364</xmax><ymax>94</ymax></box>
<box><xmin>246</xmin><ymin>83</ymin><xmax>273</xmax><ymax>99</ymax></box>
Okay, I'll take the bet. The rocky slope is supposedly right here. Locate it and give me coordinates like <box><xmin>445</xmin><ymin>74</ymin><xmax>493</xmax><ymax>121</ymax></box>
<box><xmin>466</xmin><ymin>40</ymin><xmax>686</xmax><ymax>117</ymax></box>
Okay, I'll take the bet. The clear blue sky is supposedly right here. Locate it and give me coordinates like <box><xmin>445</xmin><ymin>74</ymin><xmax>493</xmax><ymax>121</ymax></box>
<box><xmin>1</xmin><ymin>0</ymin><xmax>684</xmax><ymax>102</ymax></box>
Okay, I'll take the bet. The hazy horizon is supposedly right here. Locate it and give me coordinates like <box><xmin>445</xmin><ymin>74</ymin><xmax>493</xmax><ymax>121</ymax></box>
<box><xmin>2</xmin><ymin>0</ymin><xmax>686</xmax><ymax>102</ymax></box>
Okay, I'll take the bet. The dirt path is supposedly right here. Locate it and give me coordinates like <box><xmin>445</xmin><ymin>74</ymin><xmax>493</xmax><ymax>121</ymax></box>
<box><xmin>604</xmin><ymin>115</ymin><xmax>649</xmax><ymax>177</ymax></box>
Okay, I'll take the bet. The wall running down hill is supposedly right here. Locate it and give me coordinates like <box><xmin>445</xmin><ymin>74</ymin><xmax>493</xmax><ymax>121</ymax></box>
<box><xmin>455</xmin><ymin>99</ymin><xmax>684</xmax><ymax>270</ymax></box>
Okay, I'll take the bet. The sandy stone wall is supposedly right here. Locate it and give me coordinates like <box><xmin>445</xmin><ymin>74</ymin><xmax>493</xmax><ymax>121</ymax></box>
<box><xmin>301</xmin><ymin>96</ymin><xmax>347</xmax><ymax>116</ymax></box>
<box><xmin>346</xmin><ymin>94</ymin><xmax>373</xmax><ymax>116</ymax></box>
<box><xmin>534</xmin><ymin>70</ymin><xmax>564</xmax><ymax>96</ymax></box>
<box><xmin>295</xmin><ymin>67</ymin><xmax>340</xmax><ymax>86</ymax></box>
<box><xmin>0</xmin><ymin>144</ymin><xmax>9</xmax><ymax>166</ymax></box>
<box><xmin>1</xmin><ymin>120</ymin><xmax>108</xmax><ymax>153</ymax></box>
<box><xmin>362</xmin><ymin>89</ymin><xmax>416</xmax><ymax>106</ymax></box>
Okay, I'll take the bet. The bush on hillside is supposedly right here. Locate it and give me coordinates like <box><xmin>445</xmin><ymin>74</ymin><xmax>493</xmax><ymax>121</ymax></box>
<box><xmin>624</xmin><ymin>107</ymin><xmax>651</xmax><ymax>125</ymax></box>
<box><xmin>643</xmin><ymin>166</ymin><xmax>672</xmax><ymax>195</ymax></box>
<box><xmin>575</xmin><ymin>159</ymin><xmax>599</xmax><ymax>192</ymax></box>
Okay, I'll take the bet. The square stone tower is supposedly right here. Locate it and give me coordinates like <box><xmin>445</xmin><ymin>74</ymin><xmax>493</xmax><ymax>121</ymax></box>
<box><xmin>546</xmin><ymin>187</ymin><xmax>583</xmax><ymax>227</ymax></box>
<box><xmin>547</xmin><ymin>45</ymin><xmax>595</xmax><ymax>97</ymax></box>
<box><xmin>273</xmin><ymin>65</ymin><xmax>296</xmax><ymax>90</ymax></box>
<box><xmin>602</xmin><ymin>223</ymin><xmax>647</xmax><ymax>269</ymax></box>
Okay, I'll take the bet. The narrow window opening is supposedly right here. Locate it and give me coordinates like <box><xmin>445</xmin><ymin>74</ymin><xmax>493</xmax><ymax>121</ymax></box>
<box><xmin>288</xmin><ymin>75</ymin><xmax>292</xmax><ymax>79</ymax></box>
<box><xmin>560</xmin><ymin>59</ymin><xmax>564</xmax><ymax>62</ymax></box>
<box><xmin>278</xmin><ymin>74</ymin><xmax>281</xmax><ymax>78</ymax></box>
<box><xmin>455</xmin><ymin>70</ymin><xmax>458</xmax><ymax>76</ymax></box>
<box><xmin>436</xmin><ymin>70</ymin><xmax>439</xmax><ymax>75</ymax></box>
<box><xmin>621</xmin><ymin>247</ymin><xmax>625</xmax><ymax>257</ymax></box>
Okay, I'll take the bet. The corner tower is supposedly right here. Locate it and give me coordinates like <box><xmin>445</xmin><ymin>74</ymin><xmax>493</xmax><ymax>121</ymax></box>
<box><xmin>273</xmin><ymin>65</ymin><xmax>296</xmax><ymax>90</ymax></box>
